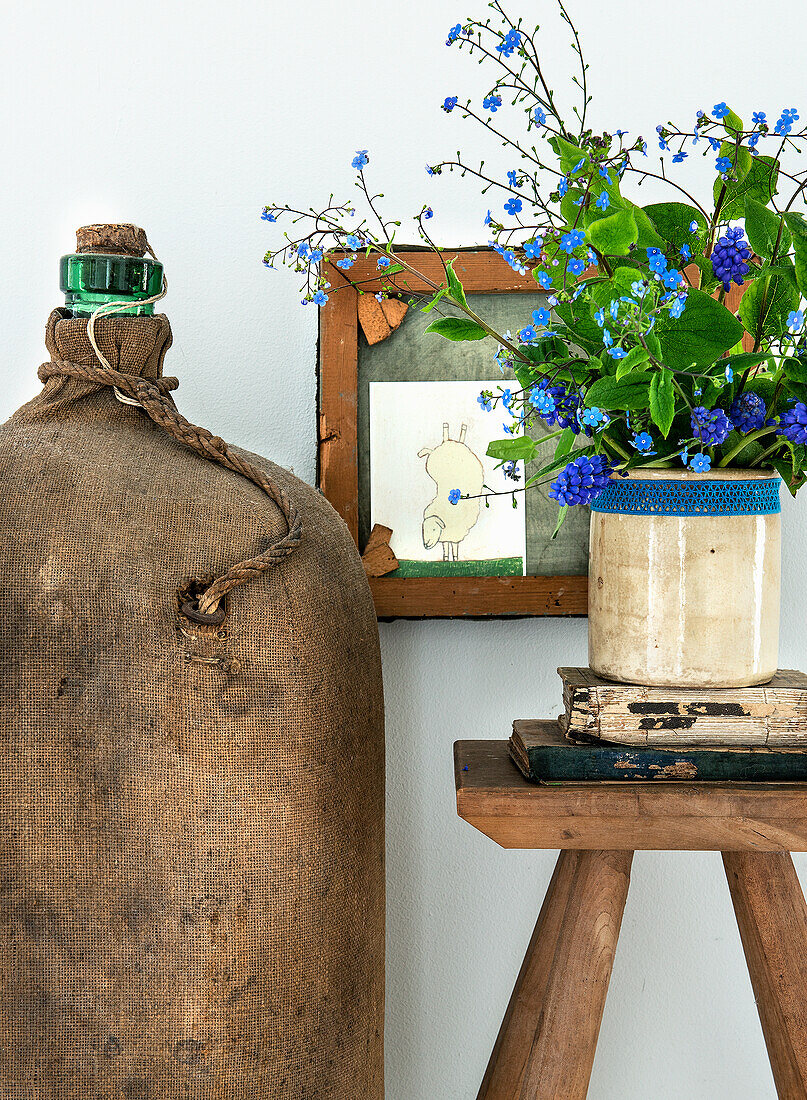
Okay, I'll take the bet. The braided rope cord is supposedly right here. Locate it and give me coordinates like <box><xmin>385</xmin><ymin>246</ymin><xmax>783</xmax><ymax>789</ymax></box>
<box><xmin>38</xmin><ymin>358</ymin><xmax>303</xmax><ymax>621</ymax></box>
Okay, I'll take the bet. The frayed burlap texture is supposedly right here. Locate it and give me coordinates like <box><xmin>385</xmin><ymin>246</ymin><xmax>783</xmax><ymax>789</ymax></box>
<box><xmin>0</xmin><ymin>311</ymin><xmax>385</xmax><ymax>1099</ymax></box>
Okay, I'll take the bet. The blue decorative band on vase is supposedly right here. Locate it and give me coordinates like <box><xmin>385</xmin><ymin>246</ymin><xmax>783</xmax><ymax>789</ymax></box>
<box><xmin>590</xmin><ymin>476</ymin><xmax>781</xmax><ymax>517</ymax></box>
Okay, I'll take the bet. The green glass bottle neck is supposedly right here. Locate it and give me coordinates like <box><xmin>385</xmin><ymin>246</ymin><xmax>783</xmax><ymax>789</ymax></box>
<box><xmin>60</xmin><ymin>252</ymin><xmax>164</xmax><ymax>317</ymax></box>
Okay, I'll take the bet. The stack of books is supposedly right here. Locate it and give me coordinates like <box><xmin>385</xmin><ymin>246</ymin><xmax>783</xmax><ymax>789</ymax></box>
<box><xmin>509</xmin><ymin>668</ymin><xmax>807</xmax><ymax>784</ymax></box>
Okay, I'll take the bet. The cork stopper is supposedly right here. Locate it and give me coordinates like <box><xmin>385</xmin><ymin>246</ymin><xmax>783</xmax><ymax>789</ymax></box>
<box><xmin>75</xmin><ymin>224</ymin><xmax>148</xmax><ymax>257</ymax></box>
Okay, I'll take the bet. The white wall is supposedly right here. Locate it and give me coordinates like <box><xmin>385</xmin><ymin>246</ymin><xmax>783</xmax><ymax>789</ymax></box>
<box><xmin>2</xmin><ymin>1</ymin><xmax>805</xmax><ymax>1096</ymax></box>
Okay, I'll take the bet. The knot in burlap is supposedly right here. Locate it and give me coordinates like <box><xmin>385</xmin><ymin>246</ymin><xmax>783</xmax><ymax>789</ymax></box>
<box><xmin>38</xmin><ymin>353</ymin><xmax>302</xmax><ymax>623</ymax></box>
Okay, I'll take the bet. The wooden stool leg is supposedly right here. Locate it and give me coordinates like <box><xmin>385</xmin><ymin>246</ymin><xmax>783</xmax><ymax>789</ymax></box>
<box><xmin>723</xmin><ymin>852</ymin><xmax>807</xmax><ymax>1099</ymax></box>
<box><xmin>517</xmin><ymin>850</ymin><xmax>633</xmax><ymax>1100</ymax></box>
<box><xmin>478</xmin><ymin>850</ymin><xmax>582</xmax><ymax>1099</ymax></box>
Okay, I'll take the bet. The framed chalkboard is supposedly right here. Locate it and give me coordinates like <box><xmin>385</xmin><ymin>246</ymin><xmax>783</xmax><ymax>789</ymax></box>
<box><xmin>318</xmin><ymin>248</ymin><xmax>588</xmax><ymax>619</ymax></box>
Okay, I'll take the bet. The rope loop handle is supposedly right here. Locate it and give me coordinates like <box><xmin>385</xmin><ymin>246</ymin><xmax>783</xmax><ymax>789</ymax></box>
<box><xmin>38</xmin><ymin>357</ymin><xmax>303</xmax><ymax>621</ymax></box>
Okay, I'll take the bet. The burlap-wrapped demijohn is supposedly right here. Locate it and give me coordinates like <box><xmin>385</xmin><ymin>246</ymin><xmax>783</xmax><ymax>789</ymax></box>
<box><xmin>0</xmin><ymin>302</ymin><xmax>385</xmax><ymax>1096</ymax></box>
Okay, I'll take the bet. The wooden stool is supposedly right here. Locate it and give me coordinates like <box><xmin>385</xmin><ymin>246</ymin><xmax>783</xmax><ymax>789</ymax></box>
<box><xmin>454</xmin><ymin>740</ymin><xmax>807</xmax><ymax>1100</ymax></box>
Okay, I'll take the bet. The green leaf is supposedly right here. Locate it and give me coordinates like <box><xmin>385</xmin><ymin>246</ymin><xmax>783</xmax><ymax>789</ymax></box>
<box><xmin>486</xmin><ymin>436</ymin><xmax>538</xmax><ymax>462</ymax></box>
<box><xmin>738</xmin><ymin>271</ymin><xmax>799</xmax><ymax>342</ymax></box>
<box><xmin>783</xmin><ymin>212</ymin><xmax>807</xmax><ymax>297</ymax></box>
<box><xmin>716</xmin><ymin>109</ymin><xmax>751</xmax><ymax>185</ymax></box>
<box><xmin>628</xmin><ymin>203</ymin><xmax>667</xmax><ymax>250</ymax></box>
<box><xmin>785</xmin><ymin>357</ymin><xmax>807</xmax><ymax>384</ymax></box>
<box><xmin>424</xmin><ymin>317</ymin><xmax>488</xmax><ymax>341</ymax></box>
<box><xmin>586</xmin><ymin>208</ymin><xmax>638</xmax><ymax>256</ymax></box>
<box><xmin>420</xmin><ymin>288</ymin><xmax>446</xmax><ymax>313</ymax></box>
<box><xmin>615</xmin><ymin>346</ymin><xmax>650</xmax><ymax>380</ymax></box>
<box><xmin>551</xmin><ymin>504</ymin><xmax>569</xmax><ymax>539</ymax></box>
<box><xmin>554</xmin><ymin>297</ymin><xmax>605</xmax><ymax>353</ymax></box>
<box><xmin>724</xmin><ymin>351</ymin><xmax>770</xmax><ymax>374</ymax></box>
<box><xmin>584</xmin><ymin>371</ymin><xmax>653</xmax><ymax>410</ymax></box>
<box><xmin>553</xmin><ymin>427</ymin><xmax>577</xmax><ymax>461</ymax></box>
<box><xmin>445</xmin><ymin>259</ymin><xmax>468</xmax><ymax>309</ymax></box>
<box><xmin>649</xmin><ymin>368</ymin><xmax>675</xmax><ymax>437</ymax></box>
<box><xmin>745</xmin><ymin>198</ymin><xmax>791</xmax><ymax>261</ymax></box>
<box><xmin>655</xmin><ymin>288</ymin><xmax>744</xmax><ymax>369</ymax></box>
<box><xmin>643</xmin><ymin>202</ymin><xmax>707</xmax><ymax>252</ymax></box>
<box><xmin>716</xmin><ymin>155</ymin><xmax>779</xmax><ymax>221</ymax></box>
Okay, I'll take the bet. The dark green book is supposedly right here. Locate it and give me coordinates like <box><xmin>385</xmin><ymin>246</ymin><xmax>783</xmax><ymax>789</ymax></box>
<box><xmin>510</xmin><ymin>720</ymin><xmax>807</xmax><ymax>784</ymax></box>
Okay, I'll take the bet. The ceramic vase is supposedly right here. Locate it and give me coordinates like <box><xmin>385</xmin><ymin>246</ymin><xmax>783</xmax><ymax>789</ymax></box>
<box><xmin>587</xmin><ymin>468</ymin><xmax>781</xmax><ymax>688</ymax></box>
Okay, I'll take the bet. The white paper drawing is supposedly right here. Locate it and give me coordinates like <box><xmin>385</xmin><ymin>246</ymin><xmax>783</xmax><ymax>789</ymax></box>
<box><xmin>370</xmin><ymin>380</ymin><xmax>526</xmax><ymax>577</ymax></box>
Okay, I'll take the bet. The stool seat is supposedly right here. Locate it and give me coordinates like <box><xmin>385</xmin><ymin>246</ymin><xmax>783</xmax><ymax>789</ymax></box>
<box><xmin>455</xmin><ymin>740</ymin><xmax>807</xmax><ymax>1099</ymax></box>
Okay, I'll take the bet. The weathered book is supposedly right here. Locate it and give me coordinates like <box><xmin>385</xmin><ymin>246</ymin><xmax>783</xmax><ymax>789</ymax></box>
<box><xmin>558</xmin><ymin>667</ymin><xmax>807</xmax><ymax>747</ymax></box>
<box><xmin>510</xmin><ymin>720</ymin><xmax>807</xmax><ymax>784</ymax></box>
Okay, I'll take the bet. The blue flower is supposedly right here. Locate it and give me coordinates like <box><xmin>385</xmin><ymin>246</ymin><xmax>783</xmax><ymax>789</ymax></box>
<box><xmin>648</xmin><ymin>251</ymin><xmax>668</xmax><ymax>274</ymax></box>
<box><xmin>689</xmin><ymin>220</ymin><xmax>699</xmax><ymax>233</ymax></box>
<box><xmin>426</xmin><ymin>164</ymin><xmax>436</xmax><ymax>176</ymax></box>
<box><xmin>558</xmin><ymin>177</ymin><xmax>569</xmax><ymax>197</ymax></box>
<box><xmin>424</xmin><ymin>207</ymin><xmax>434</xmax><ymax>220</ymax></box>
<box><xmin>504</xmin><ymin>197</ymin><xmax>523</xmax><ymax>216</ymax></box>
<box><xmin>560</xmin><ymin>229</ymin><xmax>585</xmax><ymax>253</ymax></box>
<box><xmin>377</xmin><ymin>256</ymin><xmax>391</xmax><ymax>268</ymax></box>
<box><xmin>713</xmin><ymin>102</ymin><xmax>730</xmax><ymax>119</ymax></box>
<box><xmin>446</xmin><ymin>23</ymin><xmax>462</xmax><ymax>45</ymax></box>
<box><xmin>532</xmin><ymin>307</ymin><xmax>551</xmax><ymax>326</ymax></box>
<box><xmin>680</xmin><ymin>243</ymin><xmax>691</xmax><ymax>261</ymax></box>
<box><xmin>477</xmin><ymin>392</ymin><xmax>493</xmax><ymax>412</ymax></box>
<box><xmin>534</xmin><ymin>107</ymin><xmax>546</xmax><ymax>125</ymax></box>
<box><xmin>571</xmin><ymin>158</ymin><xmax>587</xmax><ymax>176</ymax></box>
<box><xmin>662</xmin><ymin>268</ymin><xmax>681</xmax><ymax>290</ymax></box>
<box><xmin>691</xmin><ymin>405</ymin><xmax>731</xmax><ymax>446</ymax></box>
<box><xmin>536</xmin><ymin>271</ymin><xmax>552</xmax><ymax>290</ymax></box>
<box><xmin>608</xmin><ymin>347</ymin><xmax>627</xmax><ymax>359</ymax></box>
<box><xmin>598</xmin><ymin>166</ymin><xmax>613</xmax><ymax>183</ymax></box>
<box><xmin>345</xmin><ymin>234</ymin><xmax>362</xmax><ymax>250</ymax></box>
<box><xmin>523</xmin><ymin>239</ymin><xmax>542</xmax><ymax>259</ymax></box>
<box><xmin>312</xmin><ymin>290</ymin><xmax>329</xmax><ymax>306</ymax></box>
<box><xmin>442</xmin><ymin>96</ymin><xmax>459</xmax><ymax>113</ymax></box>
<box><xmin>774</xmin><ymin>108</ymin><xmax>799</xmax><ymax>136</ymax></box>
<box><xmin>602</xmin><ymin>328</ymin><xmax>613</xmax><ymax>347</ymax></box>
<box><xmin>730</xmin><ymin>391</ymin><xmax>766</xmax><ymax>432</ymax></box>
<box><xmin>580</xmin><ymin>406</ymin><xmax>606</xmax><ymax>427</ymax></box>
<box><xmin>336</xmin><ymin>256</ymin><xmax>355</xmax><ymax>270</ymax></box>
<box><xmin>752</xmin><ymin>111</ymin><xmax>767</xmax><ymax>126</ymax></box>
<box><xmin>672</xmin><ymin>151</ymin><xmax>688</xmax><ymax>163</ymax></box>
<box><xmin>448</xmin><ymin>489</ymin><xmax>462</xmax><ymax>505</ymax></box>
<box><xmin>689</xmin><ymin>452</ymin><xmax>712</xmax><ymax>472</ymax></box>
<box><xmin>748</xmin><ymin>133</ymin><xmax>760</xmax><ymax>149</ymax></box>
<box><xmin>501</xmin><ymin>388</ymin><xmax>513</xmax><ymax>410</ymax></box>
<box><xmin>632</xmin><ymin>431</ymin><xmax>655</xmax><ymax>453</ymax></box>
<box><xmin>519</xmin><ymin>325</ymin><xmax>537</xmax><ymax>343</ymax></box>
<box><xmin>530</xmin><ymin>386</ymin><xmax>556</xmax><ymax>417</ymax></box>
<box><xmin>711</xmin><ymin>226</ymin><xmax>751</xmax><ymax>291</ymax></box>
<box><xmin>507</xmin><ymin>170</ymin><xmax>521</xmax><ymax>187</ymax></box>
<box><xmin>594</xmin><ymin>308</ymin><xmax>605</xmax><ymax>327</ymax></box>
<box><xmin>568</xmin><ymin>257</ymin><xmax>585</xmax><ymax>276</ymax></box>
<box><xmin>595</xmin><ymin>191</ymin><xmax>610</xmax><ymax>211</ymax></box>
<box><xmin>309</xmin><ymin>248</ymin><xmax>324</xmax><ymax>264</ymax></box>
<box><xmin>789</xmin><ymin>309</ymin><xmax>804</xmax><ymax>331</ymax></box>
<box><xmin>725</xmin><ymin>365</ymin><xmax>734</xmax><ymax>383</ymax></box>
<box><xmin>352</xmin><ymin>150</ymin><xmax>369</xmax><ymax>170</ymax></box>
<box><xmin>483</xmin><ymin>94</ymin><xmax>502</xmax><ymax>113</ymax></box>
<box><xmin>715</xmin><ymin>155</ymin><xmax>732</xmax><ymax>174</ymax></box>
<box><xmin>496</xmin><ymin>28</ymin><xmax>522</xmax><ymax>57</ymax></box>
<box><xmin>778</xmin><ymin>401</ymin><xmax>807</xmax><ymax>444</ymax></box>
<box><xmin>549</xmin><ymin>454</ymin><xmax>613</xmax><ymax>507</ymax></box>
<box><xmin>261</xmin><ymin>209</ymin><xmax>276</xmax><ymax>222</ymax></box>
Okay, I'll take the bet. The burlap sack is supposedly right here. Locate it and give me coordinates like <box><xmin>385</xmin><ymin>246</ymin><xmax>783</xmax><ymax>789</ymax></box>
<box><xmin>0</xmin><ymin>310</ymin><xmax>385</xmax><ymax>1099</ymax></box>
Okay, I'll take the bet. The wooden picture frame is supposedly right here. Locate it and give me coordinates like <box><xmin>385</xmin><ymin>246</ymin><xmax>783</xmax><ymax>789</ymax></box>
<box><xmin>318</xmin><ymin>248</ymin><xmax>588</xmax><ymax>619</ymax></box>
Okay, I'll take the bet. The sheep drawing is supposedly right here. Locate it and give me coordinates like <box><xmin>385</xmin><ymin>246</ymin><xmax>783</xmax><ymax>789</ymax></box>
<box><xmin>418</xmin><ymin>422</ymin><xmax>484</xmax><ymax>561</ymax></box>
